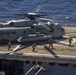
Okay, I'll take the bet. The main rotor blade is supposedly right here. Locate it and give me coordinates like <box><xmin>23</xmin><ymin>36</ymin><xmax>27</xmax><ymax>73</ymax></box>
<box><xmin>34</xmin><ymin>5</ymin><xmax>43</xmax><ymax>13</ymax></box>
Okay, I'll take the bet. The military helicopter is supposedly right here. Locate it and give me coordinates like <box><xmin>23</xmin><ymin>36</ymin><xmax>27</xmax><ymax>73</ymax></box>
<box><xmin>0</xmin><ymin>22</ymin><xmax>64</xmax><ymax>42</ymax></box>
<box><xmin>0</xmin><ymin>5</ymin><xmax>65</xmax><ymax>42</ymax></box>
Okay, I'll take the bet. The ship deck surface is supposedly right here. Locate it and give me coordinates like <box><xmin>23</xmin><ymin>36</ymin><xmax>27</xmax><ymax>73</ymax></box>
<box><xmin>0</xmin><ymin>26</ymin><xmax>76</xmax><ymax>62</ymax></box>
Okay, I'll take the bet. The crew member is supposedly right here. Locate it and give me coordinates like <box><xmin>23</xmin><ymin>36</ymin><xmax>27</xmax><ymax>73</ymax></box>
<box><xmin>69</xmin><ymin>37</ymin><xmax>73</xmax><ymax>46</ymax></box>
<box><xmin>32</xmin><ymin>43</ymin><xmax>37</xmax><ymax>52</ymax></box>
<box><xmin>48</xmin><ymin>38</ymin><xmax>54</xmax><ymax>49</ymax></box>
<box><xmin>8</xmin><ymin>41</ymin><xmax>11</xmax><ymax>50</ymax></box>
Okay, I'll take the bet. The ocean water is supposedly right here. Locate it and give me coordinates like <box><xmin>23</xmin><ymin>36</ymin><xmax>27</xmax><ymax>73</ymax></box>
<box><xmin>0</xmin><ymin>0</ymin><xmax>76</xmax><ymax>25</ymax></box>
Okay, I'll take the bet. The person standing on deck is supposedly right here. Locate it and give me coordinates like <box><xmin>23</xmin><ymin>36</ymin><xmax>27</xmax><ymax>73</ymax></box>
<box><xmin>68</xmin><ymin>37</ymin><xmax>73</xmax><ymax>46</ymax></box>
<box><xmin>48</xmin><ymin>38</ymin><xmax>54</xmax><ymax>49</ymax></box>
<box><xmin>32</xmin><ymin>43</ymin><xmax>37</xmax><ymax>52</ymax></box>
<box><xmin>8</xmin><ymin>41</ymin><xmax>11</xmax><ymax>50</ymax></box>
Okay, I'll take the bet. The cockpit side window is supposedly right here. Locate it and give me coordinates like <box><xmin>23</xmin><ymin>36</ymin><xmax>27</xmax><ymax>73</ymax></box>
<box><xmin>49</xmin><ymin>29</ymin><xmax>54</xmax><ymax>32</ymax></box>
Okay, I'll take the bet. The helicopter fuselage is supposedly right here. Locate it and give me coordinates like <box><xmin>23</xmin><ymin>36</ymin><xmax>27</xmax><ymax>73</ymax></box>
<box><xmin>0</xmin><ymin>19</ymin><xmax>65</xmax><ymax>42</ymax></box>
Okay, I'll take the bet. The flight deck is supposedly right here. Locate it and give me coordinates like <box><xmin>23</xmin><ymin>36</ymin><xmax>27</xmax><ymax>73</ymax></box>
<box><xmin>0</xmin><ymin>26</ymin><xmax>76</xmax><ymax>64</ymax></box>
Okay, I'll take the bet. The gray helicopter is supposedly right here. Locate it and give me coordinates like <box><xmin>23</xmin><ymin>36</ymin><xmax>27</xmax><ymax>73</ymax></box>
<box><xmin>0</xmin><ymin>5</ymin><xmax>65</xmax><ymax>41</ymax></box>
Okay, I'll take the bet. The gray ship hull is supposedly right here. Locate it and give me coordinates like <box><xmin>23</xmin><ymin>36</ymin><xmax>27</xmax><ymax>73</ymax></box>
<box><xmin>23</xmin><ymin>62</ymin><xmax>76</xmax><ymax>75</ymax></box>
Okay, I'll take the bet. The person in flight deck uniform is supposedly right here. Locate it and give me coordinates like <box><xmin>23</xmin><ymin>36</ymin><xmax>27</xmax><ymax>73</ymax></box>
<box><xmin>8</xmin><ymin>41</ymin><xmax>11</xmax><ymax>50</ymax></box>
<box><xmin>68</xmin><ymin>37</ymin><xmax>73</xmax><ymax>46</ymax></box>
<box><xmin>32</xmin><ymin>43</ymin><xmax>37</xmax><ymax>52</ymax></box>
<box><xmin>48</xmin><ymin>38</ymin><xmax>54</xmax><ymax>49</ymax></box>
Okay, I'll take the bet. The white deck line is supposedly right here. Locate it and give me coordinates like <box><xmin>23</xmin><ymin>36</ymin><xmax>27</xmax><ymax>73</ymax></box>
<box><xmin>59</xmin><ymin>38</ymin><xmax>75</xmax><ymax>45</ymax></box>
<box><xmin>24</xmin><ymin>53</ymin><xmax>76</xmax><ymax>58</ymax></box>
<box><xmin>9</xmin><ymin>45</ymin><xmax>20</xmax><ymax>54</ymax></box>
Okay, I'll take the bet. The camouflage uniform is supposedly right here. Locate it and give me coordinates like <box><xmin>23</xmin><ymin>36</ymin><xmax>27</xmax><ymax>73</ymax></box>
<box><xmin>8</xmin><ymin>41</ymin><xmax>11</xmax><ymax>50</ymax></box>
<box><xmin>69</xmin><ymin>37</ymin><xmax>72</xmax><ymax>46</ymax></box>
<box><xmin>48</xmin><ymin>38</ymin><xmax>53</xmax><ymax>49</ymax></box>
<box><xmin>32</xmin><ymin>43</ymin><xmax>36</xmax><ymax>52</ymax></box>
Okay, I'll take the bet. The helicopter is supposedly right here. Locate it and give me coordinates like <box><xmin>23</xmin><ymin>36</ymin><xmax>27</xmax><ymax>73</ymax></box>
<box><xmin>0</xmin><ymin>5</ymin><xmax>65</xmax><ymax>41</ymax></box>
<box><xmin>0</xmin><ymin>21</ymin><xmax>64</xmax><ymax>42</ymax></box>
